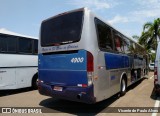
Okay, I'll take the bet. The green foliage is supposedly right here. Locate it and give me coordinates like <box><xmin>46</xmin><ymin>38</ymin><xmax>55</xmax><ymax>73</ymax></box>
<box><xmin>150</xmin><ymin>53</ymin><xmax>156</xmax><ymax>62</ymax></box>
<box><xmin>138</xmin><ymin>18</ymin><xmax>160</xmax><ymax>51</ymax></box>
<box><xmin>132</xmin><ymin>18</ymin><xmax>160</xmax><ymax>62</ymax></box>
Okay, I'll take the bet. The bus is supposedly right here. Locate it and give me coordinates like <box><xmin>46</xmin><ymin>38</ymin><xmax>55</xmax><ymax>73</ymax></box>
<box><xmin>38</xmin><ymin>8</ymin><xmax>149</xmax><ymax>104</ymax></box>
<box><xmin>0</xmin><ymin>30</ymin><xmax>38</xmax><ymax>90</ymax></box>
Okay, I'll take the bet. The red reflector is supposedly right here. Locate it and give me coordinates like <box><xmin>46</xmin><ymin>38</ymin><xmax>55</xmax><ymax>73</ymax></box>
<box><xmin>155</xmin><ymin>79</ymin><xmax>158</xmax><ymax>81</ymax></box>
<box><xmin>154</xmin><ymin>67</ymin><xmax>157</xmax><ymax>75</ymax></box>
<box><xmin>82</xmin><ymin>84</ymin><xmax>88</xmax><ymax>88</ymax></box>
<box><xmin>154</xmin><ymin>67</ymin><xmax>158</xmax><ymax>79</ymax></box>
<box><xmin>87</xmin><ymin>51</ymin><xmax>94</xmax><ymax>72</ymax></box>
<box><xmin>154</xmin><ymin>67</ymin><xmax>158</xmax><ymax>84</ymax></box>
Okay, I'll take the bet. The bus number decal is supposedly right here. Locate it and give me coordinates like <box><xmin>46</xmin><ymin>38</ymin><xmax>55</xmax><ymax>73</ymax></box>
<box><xmin>71</xmin><ymin>57</ymin><xmax>84</xmax><ymax>63</ymax></box>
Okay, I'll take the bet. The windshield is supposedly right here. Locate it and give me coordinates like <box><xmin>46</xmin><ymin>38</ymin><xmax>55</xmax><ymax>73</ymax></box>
<box><xmin>150</xmin><ymin>63</ymin><xmax>154</xmax><ymax>66</ymax></box>
<box><xmin>41</xmin><ymin>11</ymin><xmax>84</xmax><ymax>47</ymax></box>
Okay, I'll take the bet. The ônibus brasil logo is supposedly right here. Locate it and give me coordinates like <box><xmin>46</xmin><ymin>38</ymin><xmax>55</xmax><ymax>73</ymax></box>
<box><xmin>71</xmin><ymin>57</ymin><xmax>84</xmax><ymax>63</ymax></box>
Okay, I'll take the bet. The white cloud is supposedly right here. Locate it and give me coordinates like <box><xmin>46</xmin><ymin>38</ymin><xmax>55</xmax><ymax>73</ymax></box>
<box><xmin>132</xmin><ymin>0</ymin><xmax>160</xmax><ymax>20</ymax></box>
<box><xmin>133</xmin><ymin>9</ymin><xmax>160</xmax><ymax>18</ymax></box>
<box><xmin>68</xmin><ymin>0</ymin><xmax>112</xmax><ymax>10</ymax></box>
<box><xmin>108</xmin><ymin>15</ymin><xmax>129</xmax><ymax>24</ymax></box>
<box><xmin>111</xmin><ymin>0</ymin><xmax>160</xmax><ymax>25</ymax></box>
<box><xmin>136</xmin><ymin>0</ymin><xmax>160</xmax><ymax>7</ymax></box>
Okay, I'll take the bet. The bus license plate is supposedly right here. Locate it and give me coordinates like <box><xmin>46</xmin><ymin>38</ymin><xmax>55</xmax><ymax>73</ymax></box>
<box><xmin>53</xmin><ymin>86</ymin><xmax>63</xmax><ymax>91</ymax></box>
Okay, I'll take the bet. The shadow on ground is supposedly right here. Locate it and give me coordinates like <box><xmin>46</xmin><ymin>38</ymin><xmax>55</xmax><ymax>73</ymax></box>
<box><xmin>39</xmin><ymin>78</ymin><xmax>146</xmax><ymax>115</ymax></box>
<box><xmin>0</xmin><ymin>87</ymin><xmax>35</xmax><ymax>97</ymax></box>
<box><xmin>127</xmin><ymin>78</ymin><xmax>147</xmax><ymax>91</ymax></box>
<box><xmin>150</xmin><ymin>86</ymin><xmax>160</xmax><ymax>100</ymax></box>
<box><xmin>39</xmin><ymin>94</ymin><xmax>119</xmax><ymax>115</ymax></box>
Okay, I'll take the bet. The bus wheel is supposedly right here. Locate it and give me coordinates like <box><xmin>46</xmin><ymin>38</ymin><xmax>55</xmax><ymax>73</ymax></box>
<box><xmin>32</xmin><ymin>74</ymin><xmax>38</xmax><ymax>89</ymax></box>
<box><xmin>120</xmin><ymin>78</ymin><xmax>126</xmax><ymax>96</ymax></box>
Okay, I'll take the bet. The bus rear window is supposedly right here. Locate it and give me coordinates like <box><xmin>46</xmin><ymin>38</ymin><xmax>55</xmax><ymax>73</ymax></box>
<box><xmin>41</xmin><ymin>11</ymin><xmax>84</xmax><ymax>47</ymax></box>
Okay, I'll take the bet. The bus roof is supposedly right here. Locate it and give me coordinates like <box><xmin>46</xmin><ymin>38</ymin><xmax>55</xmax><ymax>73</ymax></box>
<box><xmin>0</xmin><ymin>28</ymin><xmax>38</xmax><ymax>39</ymax></box>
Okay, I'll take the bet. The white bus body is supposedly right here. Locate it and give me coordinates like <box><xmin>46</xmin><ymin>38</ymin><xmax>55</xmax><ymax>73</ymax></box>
<box><xmin>0</xmin><ymin>30</ymin><xmax>38</xmax><ymax>90</ymax></box>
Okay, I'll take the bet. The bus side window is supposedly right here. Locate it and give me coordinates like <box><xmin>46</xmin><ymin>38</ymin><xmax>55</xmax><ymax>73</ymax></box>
<box><xmin>0</xmin><ymin>35</ymin><xmax>7</xmax><ymax>52</ymax></box>
<box><xmin>123</xmin><ymin>37</ymin><xmax>130</xmax><ymax>54</ymax></box>
<box><xmin>7</xmin><ymin>36</ymin><xmax>17</xmax><ymax>53</ymax></box>
<box><xmin>95</xmin><ymin>18</ymin><xmax>113</xmax><ymax>51</ymax></box>
<box><xmin>18</xmin><ymin>38</ymin><xmax>32</xmax><ymax>54</ymax></box>
<box><xmin>113</xmin><ymin>32</ymin><xmax>124</xmax><ymax>52</ymax></box>
<box><xmin>34</xmin><ymin>40</ymin><xmax>38</xmax><ymax>54</ymax></box>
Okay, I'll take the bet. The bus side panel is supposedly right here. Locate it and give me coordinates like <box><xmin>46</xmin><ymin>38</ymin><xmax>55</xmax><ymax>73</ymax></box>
<box><xmin>0</xmin><ymin>68</ymin><xmax>16</xmax><ymax>90</ymax></box>
<box><xmin>105</xmin><ymin>53</ymin><xmax>130</xmax><ymax>95</ymax></box>
<box><xmin>0</xmin><ymin>54</ymin><xmax>38</xmax><ymax>90</ymax></box>
<box><xmin>93</xmin><ymin>52</ymin><xmax>111</xmax><ymax>101</ymax></box>
<box><xmin>95</xmin><ymin>52</ymin><xmax>130</xmax><ymax>102</ymax></box>
<box><xmin>16</xmin><ymin>68</ymin><xmax>37</xmax><ymax>88</ymax></box>
<box><xmin>105</xmin><ymin>53</ymin><xmax>129</xmax><ymax>69</ymax></box>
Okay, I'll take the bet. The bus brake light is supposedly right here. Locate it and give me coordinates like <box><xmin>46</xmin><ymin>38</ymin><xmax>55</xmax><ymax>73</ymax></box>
<box><xmin>154</xmin><ymin>67</ymin><xmax>158</xmax><ymax>84</ymax></box>
<box><xmin>87</xmin><ymin>51</ymin><xmax>94</xmax><ymax>72</ymax></box>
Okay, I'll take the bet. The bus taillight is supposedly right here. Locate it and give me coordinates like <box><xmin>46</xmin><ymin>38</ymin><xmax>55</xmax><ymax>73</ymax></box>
<box><xmin>154</xmin><ymin>67</ymin><xmax>158</xmax><ymax>84</ymax></box>
<box><xmin>87</xmin><ymin>51</ymin><xmax>94</xmax><ymax>72</ymax></box>
<box><xmin>87</xmin><ymin>51</ymin><xmax>94</xmax><ymax>86</ymax></box>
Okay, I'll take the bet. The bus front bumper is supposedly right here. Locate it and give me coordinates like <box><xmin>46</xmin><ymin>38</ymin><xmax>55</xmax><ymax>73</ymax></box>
<box><xmin>38</xmin><ymin>83</ymin><xmax>96</xmax><ymax>104</ymax></box>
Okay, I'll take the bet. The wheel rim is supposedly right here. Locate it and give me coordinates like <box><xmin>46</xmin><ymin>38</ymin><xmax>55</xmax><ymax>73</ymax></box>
<box><xmin>122</xmin><ymin>79</ymin><xmax>126</xmax><ymax>92</ymax></box>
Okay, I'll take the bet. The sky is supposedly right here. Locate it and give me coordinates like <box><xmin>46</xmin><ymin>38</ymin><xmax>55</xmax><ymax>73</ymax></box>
<box><xmin>0</xmin><ymin>0</ymin><xmax>160</xmax><ymax>39</ymax></box>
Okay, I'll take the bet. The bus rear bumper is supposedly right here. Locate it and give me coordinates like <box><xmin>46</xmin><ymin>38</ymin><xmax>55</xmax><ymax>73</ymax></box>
<box><xmin>38</xmin><ymin>83</ymin><xmax>96</xmax><ymax>104</ymax></box>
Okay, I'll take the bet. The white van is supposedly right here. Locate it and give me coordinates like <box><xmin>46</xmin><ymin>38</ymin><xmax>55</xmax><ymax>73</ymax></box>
<box><xmin>154</xmin><ymin>42</ymin><xmax>160</xmax><ymax>95</ymax></box>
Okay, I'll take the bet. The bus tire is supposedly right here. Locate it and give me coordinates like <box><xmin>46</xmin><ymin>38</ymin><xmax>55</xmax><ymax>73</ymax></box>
<box><xmin>120</xmin><ymin>77</ymin><xmax>127</xmax><ymax>96</ymax></box>
<box><xmin>32</xmin><ymin>73</ymin><xmax>38</xmax><ymax>89</ymax></box>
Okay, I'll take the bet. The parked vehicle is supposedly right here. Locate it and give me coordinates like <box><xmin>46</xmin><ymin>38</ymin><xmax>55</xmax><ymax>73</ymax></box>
<box><xmin>0</xmin><ymin>30</ymin><xmax>38</xmax><ymax>90</ymax></box>
<box><xmin>38</xmin><ymin>8</ymin><xmax>149</xmax><ymax>103</ymax></box>
<box><xmin>149</xmin><ymin>63</ymin><xmax>154</xmax><ymax>71</ymax></box>
<box><xmin>154</xmin><ymin>42</ymin><xmax>160</xmax><ymax>95</ymax></box>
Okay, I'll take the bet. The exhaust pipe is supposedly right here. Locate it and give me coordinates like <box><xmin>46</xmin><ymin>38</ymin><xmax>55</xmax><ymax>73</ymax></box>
<box><xmin>77</xmin><ymin>93</ymin><xmax>82</xmax><ymax>99</ymax></box>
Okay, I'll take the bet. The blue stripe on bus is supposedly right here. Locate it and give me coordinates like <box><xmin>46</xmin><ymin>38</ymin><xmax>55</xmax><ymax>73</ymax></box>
<box><xmin>104</xmin><ymin>53</ymin><xmax>130</xmax><ymax>69</ymax></box>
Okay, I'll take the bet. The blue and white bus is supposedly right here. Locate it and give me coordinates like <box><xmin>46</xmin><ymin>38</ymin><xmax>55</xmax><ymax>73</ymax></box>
<box><xmin>38</xmin><ymin>8</ymin><xmax>148</xmax><ymax>104</ymax></box>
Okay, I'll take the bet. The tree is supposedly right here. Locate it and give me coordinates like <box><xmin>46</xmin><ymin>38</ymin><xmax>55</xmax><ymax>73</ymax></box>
<box><xmin>139</xmin><ymin>18</ymin><xmax>160</xmax><ymax>50</ymax></box>
<box><xmin>150</xmin><ymin>53</ymin><xmax>156</xmax><ymax>62</ymax></box>
<box><xmin>129</xmin><ymin>35</ymin><xmax>148</xmax><ymax>55</ymax></box>
<box><xmin>132</xmin><ymin>35</ymin><xmax>139</xmax><ymax>41</ymax></box>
